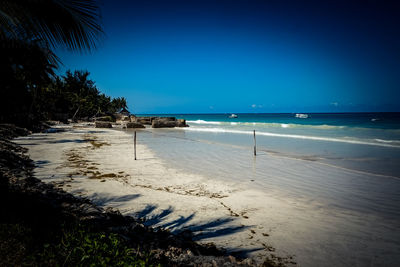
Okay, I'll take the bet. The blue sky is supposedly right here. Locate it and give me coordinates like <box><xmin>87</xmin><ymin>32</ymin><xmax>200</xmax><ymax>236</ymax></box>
<box><xmin>56</xmin><ymin>0</ymin><xmax>400</xmax><ymax>113</ymax></box>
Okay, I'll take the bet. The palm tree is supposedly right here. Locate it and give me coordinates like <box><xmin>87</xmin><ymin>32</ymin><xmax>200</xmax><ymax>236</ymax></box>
<box><xmin>0</xmin><ymin>0</ymin><xmax>103</xmax><ymax>126</ymax></box>
<box><xmin>0</xmin><ymin>0</ymin><xmax>103</xmax><ymax>51</ymax></box>
<box><xmin>0</xmin><ymin>37</ymin><xmax>60</xmax><ymax>122</ymax></box>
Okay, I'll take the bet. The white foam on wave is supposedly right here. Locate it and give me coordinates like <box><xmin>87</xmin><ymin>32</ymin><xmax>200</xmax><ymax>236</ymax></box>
<box><xmin>182</xmin><ymin>127</ymin><xmax>400</xmax><ymax>148</ymax></box>
<box><xmin>241</xmin><ymin>122</ymin><xmax>346</xmax><ymax>130</ymax></box>
<box><xmin>186</xmin><ymin>120</ymin><xmax>221</xmax><ymax>125</ymax></box>
<box><xmin>186</xmin><ymin>120</ymin><xmax>400</xmax><ymax>136</ymax></box>
<box><xmin>375</xmin><ymin>139</ymin><xmax>400</xmax><ymax>144</ymax></box>
<box><xmin>187</xmin><ymin>120</ymin><xmax>356</xmax><ymax>131</ymax></box>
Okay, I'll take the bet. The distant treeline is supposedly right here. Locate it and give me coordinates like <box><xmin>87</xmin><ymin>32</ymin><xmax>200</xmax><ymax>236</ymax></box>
<box><xmin>0</xmin><ymin>0</ymin><xmax>126</xmax><ymax>130</ymax></box>
<box><xmin>0</xmin><ymin>65</ymin><xmax>127</xmax><ymax>128</ymax></box>
<box><xmin>39</xmin><ymin>70</ymin><xmax>127</xmax><ymax>122</ymax></box>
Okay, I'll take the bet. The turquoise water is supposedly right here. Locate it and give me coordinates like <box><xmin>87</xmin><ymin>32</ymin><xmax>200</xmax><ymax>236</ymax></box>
<box><xmin>132</xmin><ymin>112</ymin><xmax>400</xmax><ymax>205</ymax></box>
<box><xmin>144</xmin><ymin>112</ymin><xmax>400</xmax><ymax>129</ymax></box>
<box><xmin>143</xmin><ymin>113</ymin><xmax>400</xmax><ymax>146</ymax></box>
<box><xmin>126</xmin><ymin>113</ymin><xmax>400</xmax><ymax>266</ymax></box>
<box><xmin>137</xmin><ymin>113</ymin><xmax>400</xmax><ymax>177</ymax></box>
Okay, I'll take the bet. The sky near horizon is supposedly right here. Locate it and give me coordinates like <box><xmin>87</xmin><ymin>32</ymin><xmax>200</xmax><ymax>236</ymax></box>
<box><xmin>56</xmin><ymin>0</ymin><xmax>400</xmax><ymax>114</ymax></box>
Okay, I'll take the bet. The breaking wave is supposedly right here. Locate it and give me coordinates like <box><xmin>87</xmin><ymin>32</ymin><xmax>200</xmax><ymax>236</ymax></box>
<box><xmin>182</xmin><ymin>127</ymin><xmax>400</xmax><ymax>148</ymax></box>
<box><xmin>186</xmin><ymin>120</ymin><xmax>347</xmax><ymax>130</ymax></box>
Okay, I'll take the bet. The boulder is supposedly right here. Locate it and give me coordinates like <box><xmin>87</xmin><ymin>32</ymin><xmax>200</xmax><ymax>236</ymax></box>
<box><xmin>152</xmin><ymin>119</ymin><xmax>177</xmax><ymax>128</ymax></box>
<box><xmin>95</xmin><ymin>116</ymin><xmax>115</xmax><ymax>122</ymax></box>
<box><xmin>135</xmin><ymin>117</ymin><xmax>153</xmax><ymax>125</ymax></box>
<box><xmin>129</xmin><ymin>115</ymin><xmax>137</xmax><ymax>122</ymax></box>
<box><xmin>126</xmin><ymin>122</ymin><xmax>145</xmax><ymax>128</ymax></box>
<box><xmin>114</xmin><ymin>113</ymin><xmax>123</xmax><ymax>121</ymax></box>
<box><xmin>95</xmin><ymin>121</ymin><xmax>112</xmax><ymax>128</ymax></box>
<box><xmin>176</xmin><ymin>119</ymin><xmax>188</xmax><ymax>127</ymax></box>
<box><xmin>161</xmin><ymin>117</ymin><xmax>176</xmax><ymax>121</ymax></box>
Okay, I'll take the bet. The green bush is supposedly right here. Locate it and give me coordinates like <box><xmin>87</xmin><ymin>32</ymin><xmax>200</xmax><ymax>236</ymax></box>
<box><xmin>0</xmin><ymin>223</ymin><xmax>158</xmax><ymax>267</ymax></box>
<box><xmin>38</xmin><ymin>225</ymin><xmax>157</xmax><ymax>266</ymax></box>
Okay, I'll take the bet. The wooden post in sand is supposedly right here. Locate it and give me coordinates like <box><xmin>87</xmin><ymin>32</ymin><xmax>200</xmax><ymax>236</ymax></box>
<box><xmin>134</xmin><ymin>131</ymin><xmax>137</xmax><ymax>160</ymax></box>
<box><xmin>253</xmin><ymin>130</ymin><xmax>256</xmax><ymax>156</ymax></box>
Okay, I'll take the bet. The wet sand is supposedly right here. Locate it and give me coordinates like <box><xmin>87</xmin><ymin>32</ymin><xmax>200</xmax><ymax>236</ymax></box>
<box><xmin>15</xmin><ymin>124</ymin><xmax>400</xmax><ymax>266</ymax></box>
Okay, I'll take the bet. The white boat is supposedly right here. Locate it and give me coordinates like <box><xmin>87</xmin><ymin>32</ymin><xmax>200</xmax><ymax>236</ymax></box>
<box><xmin>229</xmin><ymin>114</ymin><xmax>238</xmax><ymax>118</ymax></box>
<box><xmin>295</xmin><ymin>113</ymin><xmax>309</xmax><ymax>119</ymax></box>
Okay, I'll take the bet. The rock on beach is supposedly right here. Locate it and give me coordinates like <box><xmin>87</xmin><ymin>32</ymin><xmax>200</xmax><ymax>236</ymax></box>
<box><xmin>95</xmin><ymin>121</ymin><xmax>112</xmax><ymax>128</ymax></box>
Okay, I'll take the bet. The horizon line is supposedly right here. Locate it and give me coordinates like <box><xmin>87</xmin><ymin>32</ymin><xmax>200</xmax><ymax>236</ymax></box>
<box><xmin>136</xmin><ymin>111</ymin><xmax>400</xmax><ymax>115</ymax></box>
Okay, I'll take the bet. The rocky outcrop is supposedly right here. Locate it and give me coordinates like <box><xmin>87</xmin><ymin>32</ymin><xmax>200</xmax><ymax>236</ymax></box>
<box><xmin>126</xmin><ymin>122</ymin><xmax>145</xmax><ymax>128</ymax></box>
<box><xmin>160</xmin><ymin>117</ymin><xmax>176</xmax><ymax>122</ymax></box>
<box><xmin>176</xmin><ymin>119</ymin><xmax>188</xmax><ymax>127</ymax></box>
<box><xmin>95</xmin><ymin>116</ymin><xmax>116</xmax><ymax>122</ymax></box>
<box><xmin>130</xmin><ymin>117</ymin><xmax>188</xmax><ymax>128</ymax></box>
<box><xmin>0</xmin><ymin>124</ymin><xmax>31</xmax><ymax>139</ymax></box>
<box><xmin>95</xmin><ymin>121</ymin><xmax>112</xmax><ymax>128</ymax></box>
<box><xmin>151</xmin><ymin>117</ymin><xmax>188</xmax><ymax>128</ymax></box>
<box><xmin>135</xmin><ymin>117</ymin><xmax>154</xmax><ymax>125</ymax></box>
<box><xmin>152</xmin><ymin>119</ymin><xmax>177</xmax><ymax>128</ymax></box>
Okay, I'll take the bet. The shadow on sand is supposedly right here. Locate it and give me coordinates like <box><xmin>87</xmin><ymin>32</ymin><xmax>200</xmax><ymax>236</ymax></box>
<box><xmin>87</xmin><ymin>192</ymin><xmax>263</xmax><ymax>257</ymax></box>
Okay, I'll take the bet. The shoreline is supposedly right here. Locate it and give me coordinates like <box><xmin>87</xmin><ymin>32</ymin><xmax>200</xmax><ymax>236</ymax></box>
<box><xmin>12</xmin><ymin>123</ymin><xmax>400</xmax><ymax>266</ymax></box>
<box><xmin>14</xmin><ymin>124</ymin><xmax>288</xmax><ymax>263</ymax></box>
<box><xmin>0</xmin><ymin>123</ymin><xmax>275</xmax><ymax>266</ymax></box>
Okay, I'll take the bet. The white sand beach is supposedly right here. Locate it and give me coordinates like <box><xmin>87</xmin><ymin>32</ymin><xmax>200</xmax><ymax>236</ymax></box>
<box><xmin>15</xmin><ymin>125</ymin><xmax>400</xmax><ymax>267</ymax></box>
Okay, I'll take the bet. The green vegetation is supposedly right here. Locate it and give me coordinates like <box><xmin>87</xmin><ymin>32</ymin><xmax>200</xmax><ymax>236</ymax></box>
<box><xmin>0</xmin><ymin>0</ymin><xmax>127</xmax><ymax>129</ymax></box>
<box><xmin>0</xmin><ymin>65</ymin><xmax>129</xmax><ymax>128</ymax></box>
<box><xmin>0</xmin><ymin>2</ymin><xmax>148</xmax><ymax>265</ymax></box>
<box><xmin>0</xmin><ymin>223</ymin><xmax>157</xmax><ymax>267</ymax></box>
<box><xmin>40</xmin><ymin>224</ymin><xmax>155</xmax><ymax>267</ymax></box>
<box><xmin>42</xmin><ymin>69</ymin><xmax>128</xmax><ymax>122</ymax></box>
<box><xmin>0</xmin><ymin>0</ymin><xmax>103</xmax><ymax>52</ymax></box>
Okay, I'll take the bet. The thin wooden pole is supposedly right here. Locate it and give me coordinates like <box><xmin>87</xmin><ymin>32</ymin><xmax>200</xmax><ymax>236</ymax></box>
<box><xmin>134</xmin><ymin>131</ymin><xmax>137</xmax><ymax>160</ymax></box>
<box><xmin>253</xmin><ymin>130</ymin><xmax>256</xmax><ymax>156</ymax></box>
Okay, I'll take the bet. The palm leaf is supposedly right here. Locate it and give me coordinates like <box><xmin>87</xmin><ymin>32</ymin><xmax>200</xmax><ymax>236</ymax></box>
<box><xmin>0</xmin><ymin>0</ymin><xmax>103</xmax><ymax>52</ymax></box>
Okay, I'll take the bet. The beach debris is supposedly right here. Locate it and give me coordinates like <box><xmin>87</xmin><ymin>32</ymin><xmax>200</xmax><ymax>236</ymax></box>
<box><xmin>218</xmin><ymin>201</ymin><xmax>240</xmax><ymax>217</ymax></box>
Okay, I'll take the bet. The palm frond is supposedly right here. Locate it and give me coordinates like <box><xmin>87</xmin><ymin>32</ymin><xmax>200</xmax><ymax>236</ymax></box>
<box><xmin>0</xmin><ymin>0</ymin><xmax>103</xmax><ymax>52</ymax></box>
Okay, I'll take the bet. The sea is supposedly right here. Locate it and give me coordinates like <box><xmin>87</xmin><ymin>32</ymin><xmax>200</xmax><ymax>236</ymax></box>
<box><xmin>129</xmin><ymin>112</ymin><xmax>400</xmax><ymax>266</ymax></box>
<box><xmin>132</xmin><ymin>112</ymin><xmax>400</xmax><ymax>218</ymax></box>
<box><xmin>138</xmin><ymin>112</ymin><xmax>400</xmax><ymax>178</ymax></box>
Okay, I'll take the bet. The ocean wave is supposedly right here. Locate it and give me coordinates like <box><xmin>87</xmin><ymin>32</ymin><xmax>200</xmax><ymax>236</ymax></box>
<box><xmin>375</xmin><ymin>139</ymin><xmax>400</xmax><ymax>144</ymax></box>
<box><xmin>240</xmin><ymin>122</ymin><xmax>348</xmax><ymax>130</ymax></box>
<box><xmin>186</xmin><ymin>120</ymin><xmax>221</xmax><ymax>125</ymax></box>
<box><xmin>182</xmin><ymin>127</ymin><xmax>400</xmax><ymax>148</ymax></box>
<box><xmin>186</xmin><ymin>120</ymin><xmax>348</xmax><ymax>130</ymax></box>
